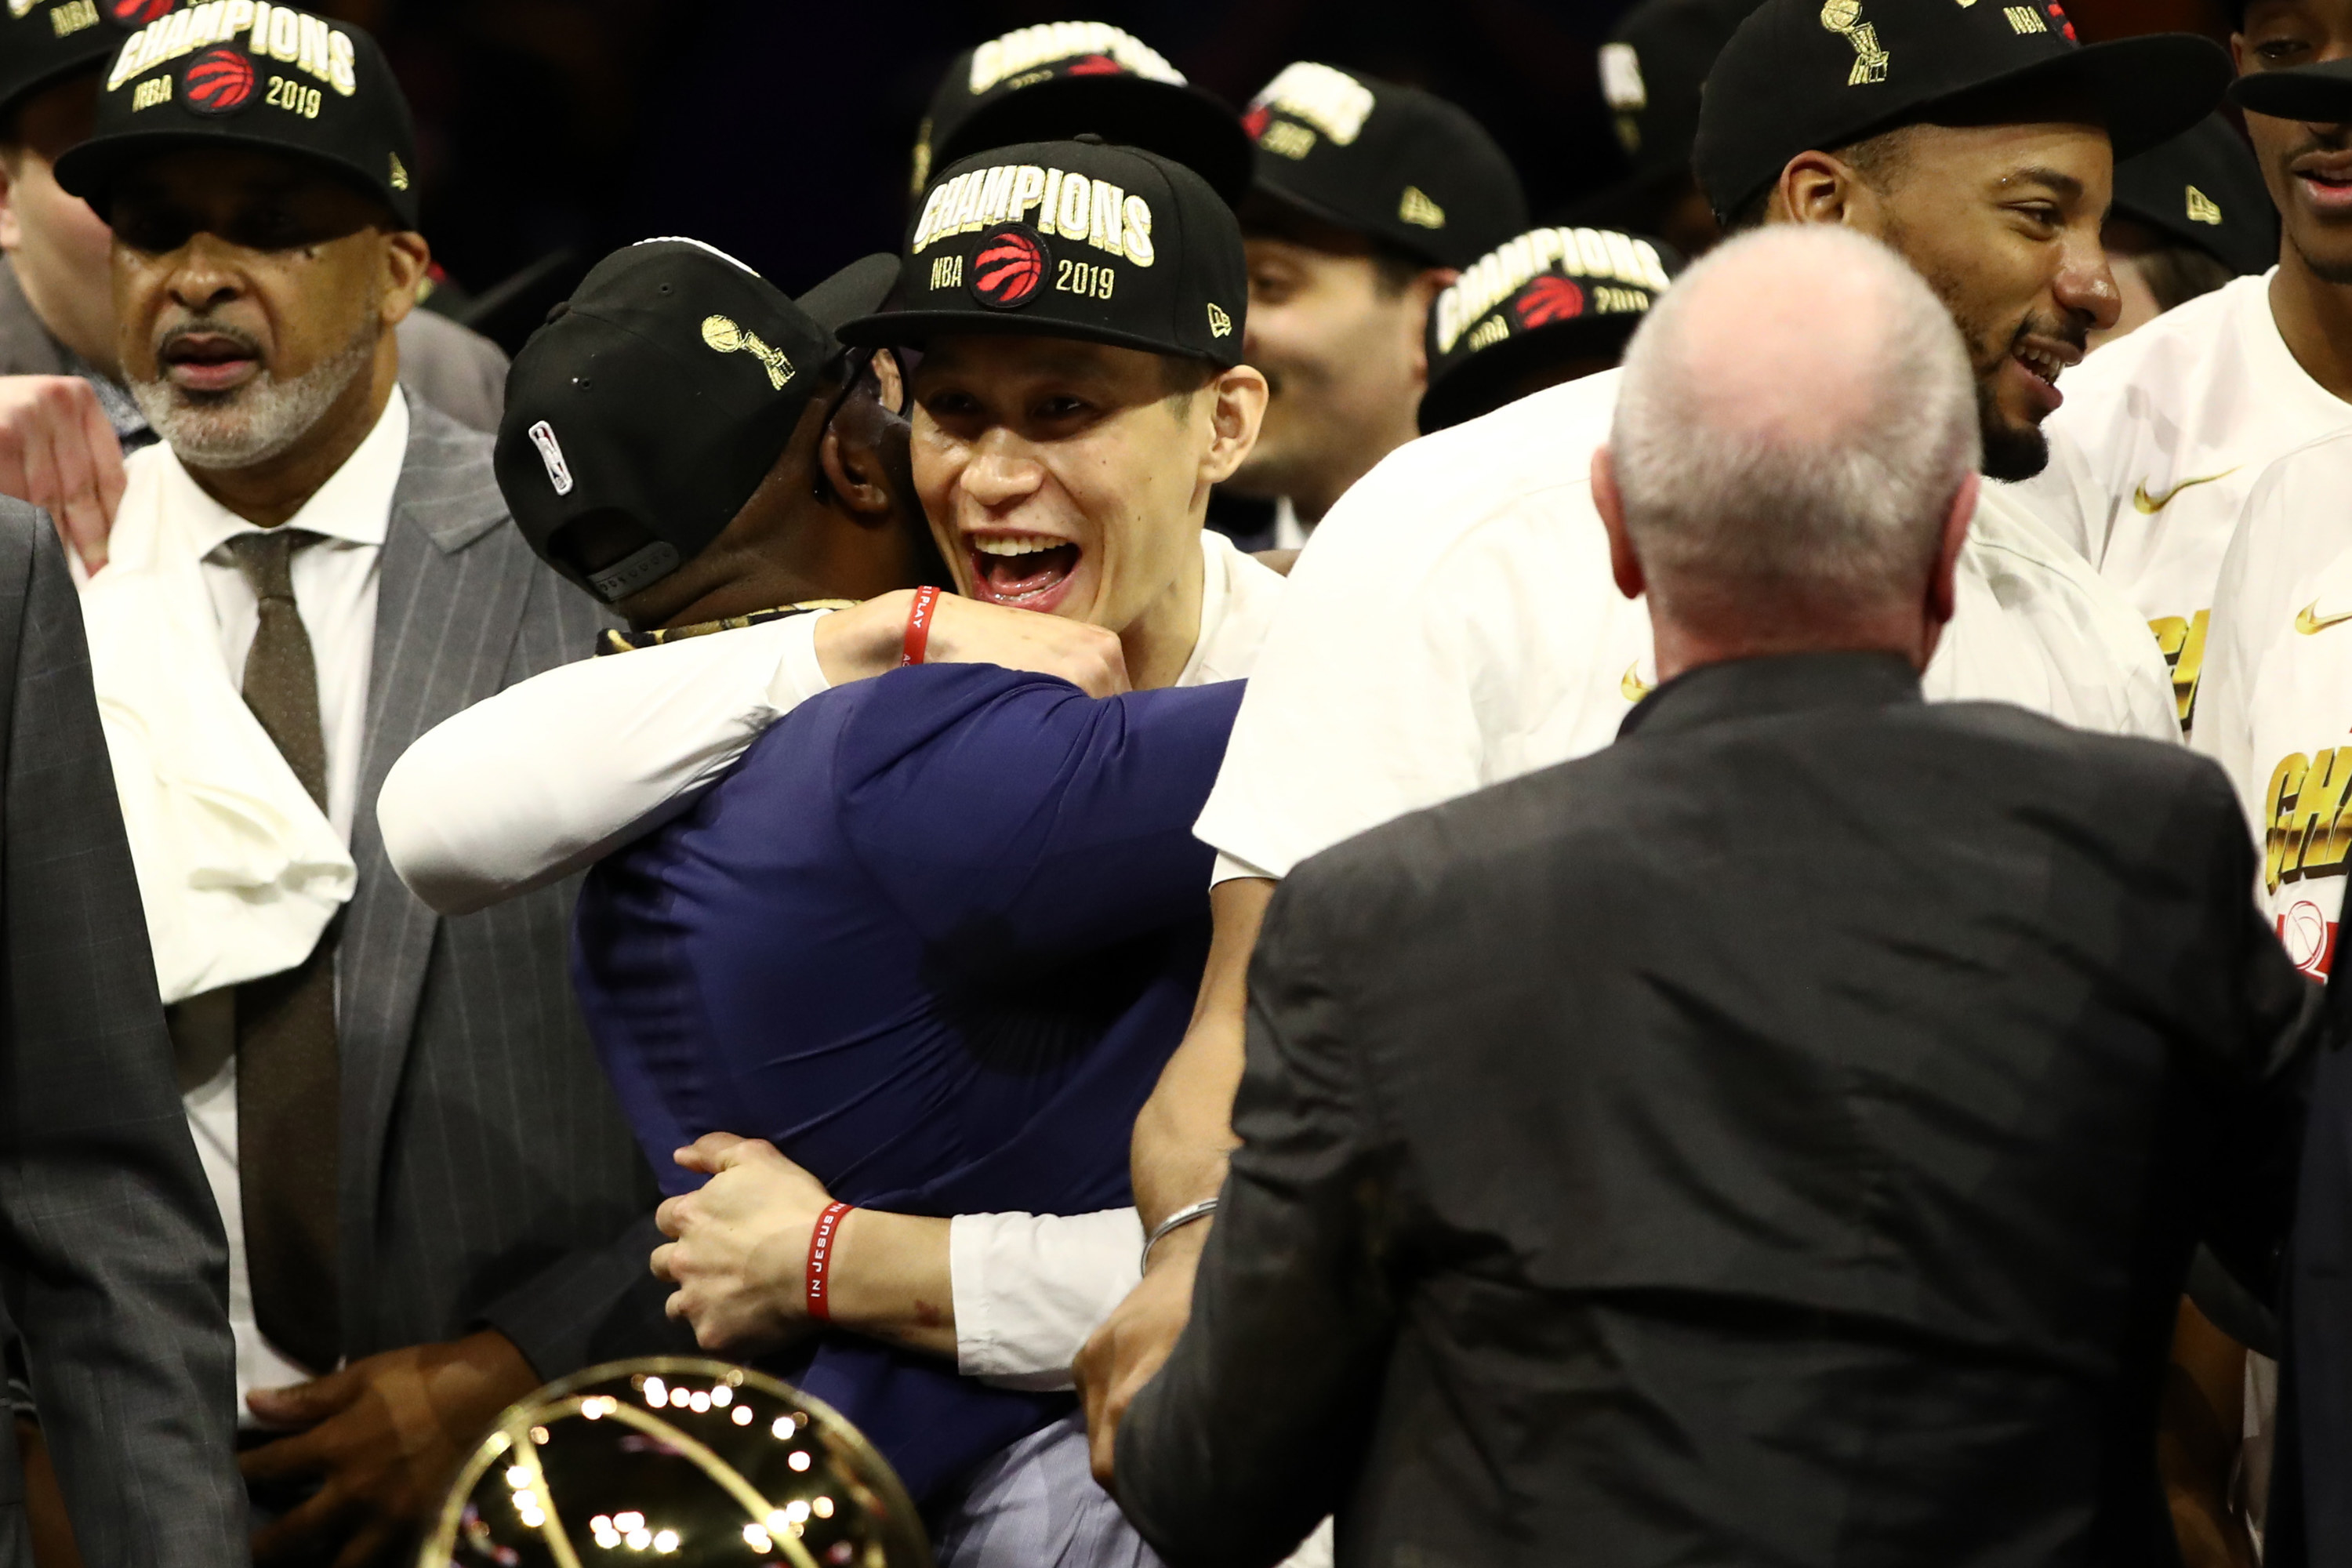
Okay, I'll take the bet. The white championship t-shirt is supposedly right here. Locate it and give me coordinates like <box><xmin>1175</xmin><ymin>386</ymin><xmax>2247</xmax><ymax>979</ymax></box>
<box><xmin>2194</xmin><ymin>427</ymin><xmax>2352</xmax><ymax>979</ymax></box>
<box><xmin>2017</xmin><ymin>271</ymin><xmax>2352</xmax><ymax>735</ymax></box>
<box><xmin>1196</xmin><ymin>368</ymin><xmax>2180</xmax><ymax>884</ymax></box>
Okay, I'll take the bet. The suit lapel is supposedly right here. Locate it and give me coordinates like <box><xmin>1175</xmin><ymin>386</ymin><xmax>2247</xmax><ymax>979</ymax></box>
<box><xmin>338</xmin><ymin>403</ymin><xmax>533</xmax><ymax>1289</ymax></box>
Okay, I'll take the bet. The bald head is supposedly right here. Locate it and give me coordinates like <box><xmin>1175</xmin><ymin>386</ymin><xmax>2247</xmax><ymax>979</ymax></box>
<box><xmin>1602</xmin><ymin>225</ymin><xmax>1978</xmax><ymax>656</ymax></box>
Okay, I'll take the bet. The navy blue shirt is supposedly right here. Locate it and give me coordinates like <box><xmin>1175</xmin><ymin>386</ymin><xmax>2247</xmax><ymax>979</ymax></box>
<box><xmin>572</xmin><ymin>662</ymin><xmax>1244</xmax><ymax>1503</ymax></box>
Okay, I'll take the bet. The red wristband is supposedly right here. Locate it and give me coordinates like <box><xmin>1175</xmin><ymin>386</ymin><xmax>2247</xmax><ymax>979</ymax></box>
<box><xmin>806</xmin><ymin>1201</ymin><xmax>854</xmax><ymax>1323</ymax></box>
<box><xmin>900</xmin><ymin>586</ymin><xmax>941</xmax><ymax>667</ymax></box>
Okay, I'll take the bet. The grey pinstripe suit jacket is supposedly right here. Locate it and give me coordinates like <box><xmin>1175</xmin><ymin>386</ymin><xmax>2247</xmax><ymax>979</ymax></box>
<box><xmin>338</xmin><ymin>402</ymin><xmax>679</xmax><ymax>1371</ymax></box>
<box><xmin>0</xmin><ymin>508</ymin><xmax>244</xmax><ymax>1567</ymax></box>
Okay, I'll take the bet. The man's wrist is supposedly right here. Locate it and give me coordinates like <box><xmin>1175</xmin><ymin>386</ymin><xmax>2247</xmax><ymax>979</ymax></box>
<box><xmin>823</xmin><ymin>1209</ymin><xmax>956</xmax><ymax>1357</ymax></box>
<box><xmin>813</xmin><ymin>593</ymin><xmax>914</xmax><ymax>684</ymax></box>
<box><xmin>1138</xmin><ymin>1212</ymin><xmax>1210</xmax><ymax>1276</ymax></box>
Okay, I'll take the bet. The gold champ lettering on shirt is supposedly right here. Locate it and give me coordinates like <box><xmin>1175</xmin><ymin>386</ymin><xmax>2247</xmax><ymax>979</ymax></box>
<box><xmin>2266</xmin><ymin>746</ymin><xmax>2352</xmax><ymax>891</ymax></box>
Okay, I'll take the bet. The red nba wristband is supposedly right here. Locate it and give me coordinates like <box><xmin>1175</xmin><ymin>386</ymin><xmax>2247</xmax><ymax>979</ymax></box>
<box><xmin>806</xmin><ymin>1202</ymin><xmax>853</xmax><ymax>1323</ymax></box>
<box><xmin>901</xmin><ymin>586</ymin><xmax>941</xmax><ymax>667</ymax></box>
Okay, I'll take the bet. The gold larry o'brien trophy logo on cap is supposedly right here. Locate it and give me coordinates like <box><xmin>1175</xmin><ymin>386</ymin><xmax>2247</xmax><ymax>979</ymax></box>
<box><xmin>702</xmin><ymin>315</ymin><xmax>797</xmax><ymax>392</ymax></box>
<box><xmin>421</xmin><ymin>1357</ymin><xmax>933</xmax><ymax>1568</ymax></box>
<box><xmin>1820</xmin><ymin>0</ymin><xmax>1890</xmax><ymax>86</ymax></box>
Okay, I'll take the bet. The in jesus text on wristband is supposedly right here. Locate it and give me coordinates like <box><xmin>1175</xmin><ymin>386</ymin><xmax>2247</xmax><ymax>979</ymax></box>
<box><xmin>806</xmin><ymin>1201</ymin><xmax>855</xmax><ymax>1323</ymax></box>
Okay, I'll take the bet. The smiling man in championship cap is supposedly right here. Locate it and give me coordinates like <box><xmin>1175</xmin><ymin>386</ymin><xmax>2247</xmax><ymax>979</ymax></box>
<box><xmin>381</xmin><ymin>135</ymin><xmax>1280</xmax><ymax>1568</ymax></box>
<box><xmin>1077</xmin><ymin>0</ymin><xmax>2233</xmax><ymax>1520</ymax></box>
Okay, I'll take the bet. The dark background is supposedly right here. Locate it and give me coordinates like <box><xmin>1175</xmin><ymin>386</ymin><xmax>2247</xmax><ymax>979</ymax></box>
<box><xmin>318</xmin><ymin>0</ymin><xmax>2237</xmax><ymax>332</ymax></box>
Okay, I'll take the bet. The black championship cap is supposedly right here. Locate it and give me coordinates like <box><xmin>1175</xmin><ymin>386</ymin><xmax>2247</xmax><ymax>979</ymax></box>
<box><xmin>1241</xmin><ymin>62</ymin><xmax>1527</xmax><ymax>269</ymax></box>
<box><xmin>0</xmin><ymin>0</ymin><xmax>165</xmax><ymax>126</ymax></box>
<box><xmin>2112</xmin><ymin>113</ymin><xmax>2275</xmax><ymax>276</ymax></box>
<box><xmin>1599</xmin><ymin>0</ymin><xmax>1768</xmax><ymax>190</ymax></box>
<box><xmin>1693</xmin><ymin>0</ymin><xmax>2233</xmax><ymax>225</ymax></box>
<box><xmin>844</xmin><ymin>136</ymin><xmax>1247</xmax><ymax>368</ymax></box>
<box><xmin>1420</xmin><ymin>227</ymin><xmax>1682</xmax><ymax>434</ymax></box>
<box><xmin>54</xmin><ymin>2</ymin><xmax>417</xmax><ymax>226</ymax></box>
<box><xmin>495</xmin><ymin>241</ymin><xmax>898</xmax><ymax>605</ymax></box>
<box><xmin>2231</xmin><ymin>56</ymin><xmax>2352</xmax><ymax>123</ymax></box>
<box><xmin>913</xmin><ymin>20</ymin><xmax>1252</xmax><ymax>207</ymax></box>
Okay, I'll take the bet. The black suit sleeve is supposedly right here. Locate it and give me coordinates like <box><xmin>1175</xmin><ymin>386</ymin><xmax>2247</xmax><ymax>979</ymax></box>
<box><xmin>0</xmin><ymin>512</ymin><xmax>246</xmax><ymax>1566</ymax></box>
<box><xmin>1116</xmin><ymin>856</ymin><xmax>1403</xmax><ymax>1568</ymax></box>
<box><xmin>2185</xmin><ymin>761</ymin><xmax>2327</xmax><ymax>1307</ymax></box>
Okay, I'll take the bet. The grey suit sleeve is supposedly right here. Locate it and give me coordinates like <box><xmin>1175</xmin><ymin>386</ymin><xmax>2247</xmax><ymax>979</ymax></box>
<box><xmin>1116</xmin><ymin>857</ymin><xmax>1402</xmax><ymax>1568</ymax></box>
<box><xmin>0</xmin><ymin>511</ymin><xmax>245</xmax><ymax>1566</ymax></box>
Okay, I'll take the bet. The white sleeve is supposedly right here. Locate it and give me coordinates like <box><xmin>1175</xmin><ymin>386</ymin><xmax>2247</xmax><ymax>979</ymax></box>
<box><xmin>948</xmin><ymin>1209</ymin><xmax>1144</xmax><ymax>1391</ymax></box>
<box><xmin>377</xmin><ymin>612</ymin><xmax>835</xmax><ymax>915</ymax></box>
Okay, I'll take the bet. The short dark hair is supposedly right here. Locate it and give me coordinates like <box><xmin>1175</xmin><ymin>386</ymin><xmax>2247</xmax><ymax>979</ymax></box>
<box><xmin>1160</xmin><ymin>352</ymin><xmax>1215</xmax><ymax>413</ymax></box>
<box><xmin>1722</xmin><ymin>125</ymin><xmax>1917</xmax><ymax>234</ymax></box>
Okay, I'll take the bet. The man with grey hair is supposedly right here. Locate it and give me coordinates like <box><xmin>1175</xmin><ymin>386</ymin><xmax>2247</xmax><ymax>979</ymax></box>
<box><xmin>1108</xmin><ymin>226</ymin><xmax>2322</xmax><ymax>1568</ymax></box>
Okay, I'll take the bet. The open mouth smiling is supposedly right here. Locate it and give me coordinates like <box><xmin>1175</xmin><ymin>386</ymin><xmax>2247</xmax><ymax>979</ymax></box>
<box><xmin>966</xmin><ymin>530</ymin><xmax>1082</xmax><ymax>613</ymax></box>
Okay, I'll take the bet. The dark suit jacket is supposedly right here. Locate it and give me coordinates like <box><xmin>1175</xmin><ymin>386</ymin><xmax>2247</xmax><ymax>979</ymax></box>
<box><xmin>332</xmin><ymin>403</ymin><xmax>681</xmax><ymax>1372</ymax></box>
<box><xmin>0</xmin><ymin>507</ymin><xmax>244</xmax><ymax>1566</ymax></box>
<box><xmin>1119</xmin><ymin>652</ymin><xmax>2319</xmax><ymax>1568</ymax></box>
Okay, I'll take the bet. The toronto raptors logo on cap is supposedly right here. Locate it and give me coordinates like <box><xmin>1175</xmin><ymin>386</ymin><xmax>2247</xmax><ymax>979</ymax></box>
<box><xmin>107</xmin><ymin>0</ymin><xmax>173</xmax><ymax>26</ymax></box>
<box><xmin>179</xmin><ymin>45</ymin><xmax>256</xmax><ymax>114</ymax></box>
<box><xmin>971</xmin><ymin>224</ymin><xmax>1048</xmax><ymax>310</ymax></box>
<box><xmin>1514</xmin><ymin>275</ymin><xmax>1586</xmax><ymax>329</ymax></box>
<box><xmin>1065</xmin><ymin>53</ymin><xmax>1123</xmax><ymax>76</ymax></box>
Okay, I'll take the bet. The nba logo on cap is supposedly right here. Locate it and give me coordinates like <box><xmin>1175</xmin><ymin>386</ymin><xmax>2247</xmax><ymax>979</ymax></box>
<box><xmin>179</xmin><ymin>45</ymin><xmax>255</xmax><ymax>114</ymax></box>
<box><xmin>971</xmin><ymin>224</ymin><xmax>1048</xmax><ymax>310</ymax></box>
<box><xmin>527</xmin><ymin>421</ymin><xmax>574</xmax><ymax>496</ymax></box>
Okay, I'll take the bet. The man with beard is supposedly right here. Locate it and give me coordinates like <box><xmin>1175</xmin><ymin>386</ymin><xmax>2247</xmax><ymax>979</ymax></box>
<box><xmin>2019</xmin><ymin>0</ymin><xmax>2352</xmax><ymax>741</ymax></box>
<box><xmin>48</xmin><ymin>12</ymin><xmax>678</xmax><ymax>1566</ymax></box>
<box><xmin>1076</xmin><ymin>0</ymin><xmax>2224</xmax><ymax>1486</ymax></box>
<box><xmin>0</xmin><ymin>0</ymin><xmax>508</xmax><ymax>578</ymax></box>
<box><xmin>1216</xmin><ymin>62</ymin><xmax>1526</xmax><ymax>550</ymax></box>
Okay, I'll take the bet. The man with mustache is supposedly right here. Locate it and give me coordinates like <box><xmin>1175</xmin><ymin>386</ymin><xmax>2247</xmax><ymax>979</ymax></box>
<box><xmin>1077</xmin><ymin>0</ymin><xmax>2226</xmax><ymax>1486</ymax></box>
<box><xmin>47</xmin><ymin>11</ymin><xmax>686</xmax><ymax>1565</ymax></box>
<box><xmin>2017</xmin><ymin>0</ymin><xmax>2352</xmax><ymax>744</ymax></box>
<box><xmin>0</xmin><ymin>0</ymin><xmax>509</xmax><ymax>577</ymax></box>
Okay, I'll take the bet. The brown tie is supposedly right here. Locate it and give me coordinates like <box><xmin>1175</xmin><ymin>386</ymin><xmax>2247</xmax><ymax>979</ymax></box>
<box><xmin>227</xmin><ymin>528</ymin><xmax>341</xmax><ymax>1374</ymax></box>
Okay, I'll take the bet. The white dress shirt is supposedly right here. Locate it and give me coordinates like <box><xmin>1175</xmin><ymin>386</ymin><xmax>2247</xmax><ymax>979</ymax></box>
<box><xmin>126</xmin><ymin>390</ymin><xmax>409</xmax><ymax>1419</ymax></box>
<box><xmin>379</xmin><ymin>528</ymin><xmax>1286</xmax><ymax>1388</ymax></box>
<box><xmin>1194</xmin><ymin>368</ymin><xmax>2180</xmax><ymax>887</ymax></box>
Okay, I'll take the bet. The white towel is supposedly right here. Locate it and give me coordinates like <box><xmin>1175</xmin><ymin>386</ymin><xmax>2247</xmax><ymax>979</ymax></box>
<box><xmin>80</xmin><ymin>450</ymin><xmax>354</xmax><ymax>1004</ymax></box>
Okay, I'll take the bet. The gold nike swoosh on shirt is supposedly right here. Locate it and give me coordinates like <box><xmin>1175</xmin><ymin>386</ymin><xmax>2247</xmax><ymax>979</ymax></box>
<box><xmin>2297</xmin><ymin>601</ymin><xmax>2352</xmax><ymax>636</ymax></box>
<box><xmin>2132</xmin><ymin>468</ymin><xmax>2240</xmax><ymax>514</ymax></box>
<box><xmin>1622</xmin><ymin>664</ymin><xmax>1653</xmax><ymax>702</ymax></box>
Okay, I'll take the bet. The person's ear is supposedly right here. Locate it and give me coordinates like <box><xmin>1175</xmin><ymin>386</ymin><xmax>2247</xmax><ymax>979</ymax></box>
<box><xmin>1925</xmin><ymin>469</ymin><xmax>1978</xmax><ymax>630</ymax></box>
<box><xmin>1403</xmin><ymin>265</ymin><xmax>1457</xmax><ymax>384</ymax></box>
<box><xmin>1198</xmin><ymin>364</ymin><xmax>1269</xmax><ymax>486</ymax></box>
<box><xmin>378</xmin><ymin>229</ymin><xmax>430</xmax><ymax>329</ymax></box>
<box><xmin>0</xmin><ymin>153</ymin><xmax>20</xmax><ymax>253</ymax></box>
<box><xmin>1592</xmin><ymin>445</ymin><xmax>1645</xmax><ymax>603</ymax></box>
<box><xmin>1775</xmin><ymin>150</ymin><xmax>1883</xmax><ymax>237</ymax></box>
<box><xmin>819</xmin><ymin>400</ymin><xmax>895</xmax><ymax>521</ymax></box>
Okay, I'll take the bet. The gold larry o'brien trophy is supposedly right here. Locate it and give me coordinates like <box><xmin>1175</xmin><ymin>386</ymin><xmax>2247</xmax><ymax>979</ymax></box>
<box><xmin>419</xmin><ymin>1357</ymin><xmax>934</xmax><ymax>1568</ymax></box>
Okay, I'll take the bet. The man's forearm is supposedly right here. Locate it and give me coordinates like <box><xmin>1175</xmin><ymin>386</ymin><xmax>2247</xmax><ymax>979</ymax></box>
<box><xmin>1132</xmin><ymin>877</ymin><xmax>1272</xmax><ymax>1228</ymax></box>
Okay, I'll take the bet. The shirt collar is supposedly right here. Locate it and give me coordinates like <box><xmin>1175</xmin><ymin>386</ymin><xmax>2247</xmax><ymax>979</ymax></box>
<box><xmin>1618</xmin><ymin>651</ymin><xmax>1922</xmax><ymax>742</ymax></box>
<box><xmin>169</xmin><ymin>387</ymin><xmax>411</xmax><ymax>561</ymax></box>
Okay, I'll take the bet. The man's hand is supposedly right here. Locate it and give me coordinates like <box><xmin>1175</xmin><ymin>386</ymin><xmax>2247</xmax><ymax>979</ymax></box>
<box><xmin>653</xmin><ymin>1133</ymin><xmax>834</xmax><ymax>1355</ymax></box>
<box><xmin>240</xmin><ymin>1328</ymin><xmax>539</xmax><ymax>1568</ymax></box>
<box><xmin>815</xmin><ymin>590</ymin><xmax>1129</xmax><ymax>695</ymax></box>
<box><xmin>1075</xmin><ymin>1219</ymin><xmax>1206</xmax><ymax>1489</ymax></box>
<box><xmin>0</xmin><ymin>377</ymin><xmax>125</xmax><ymax>575</ymax></box>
